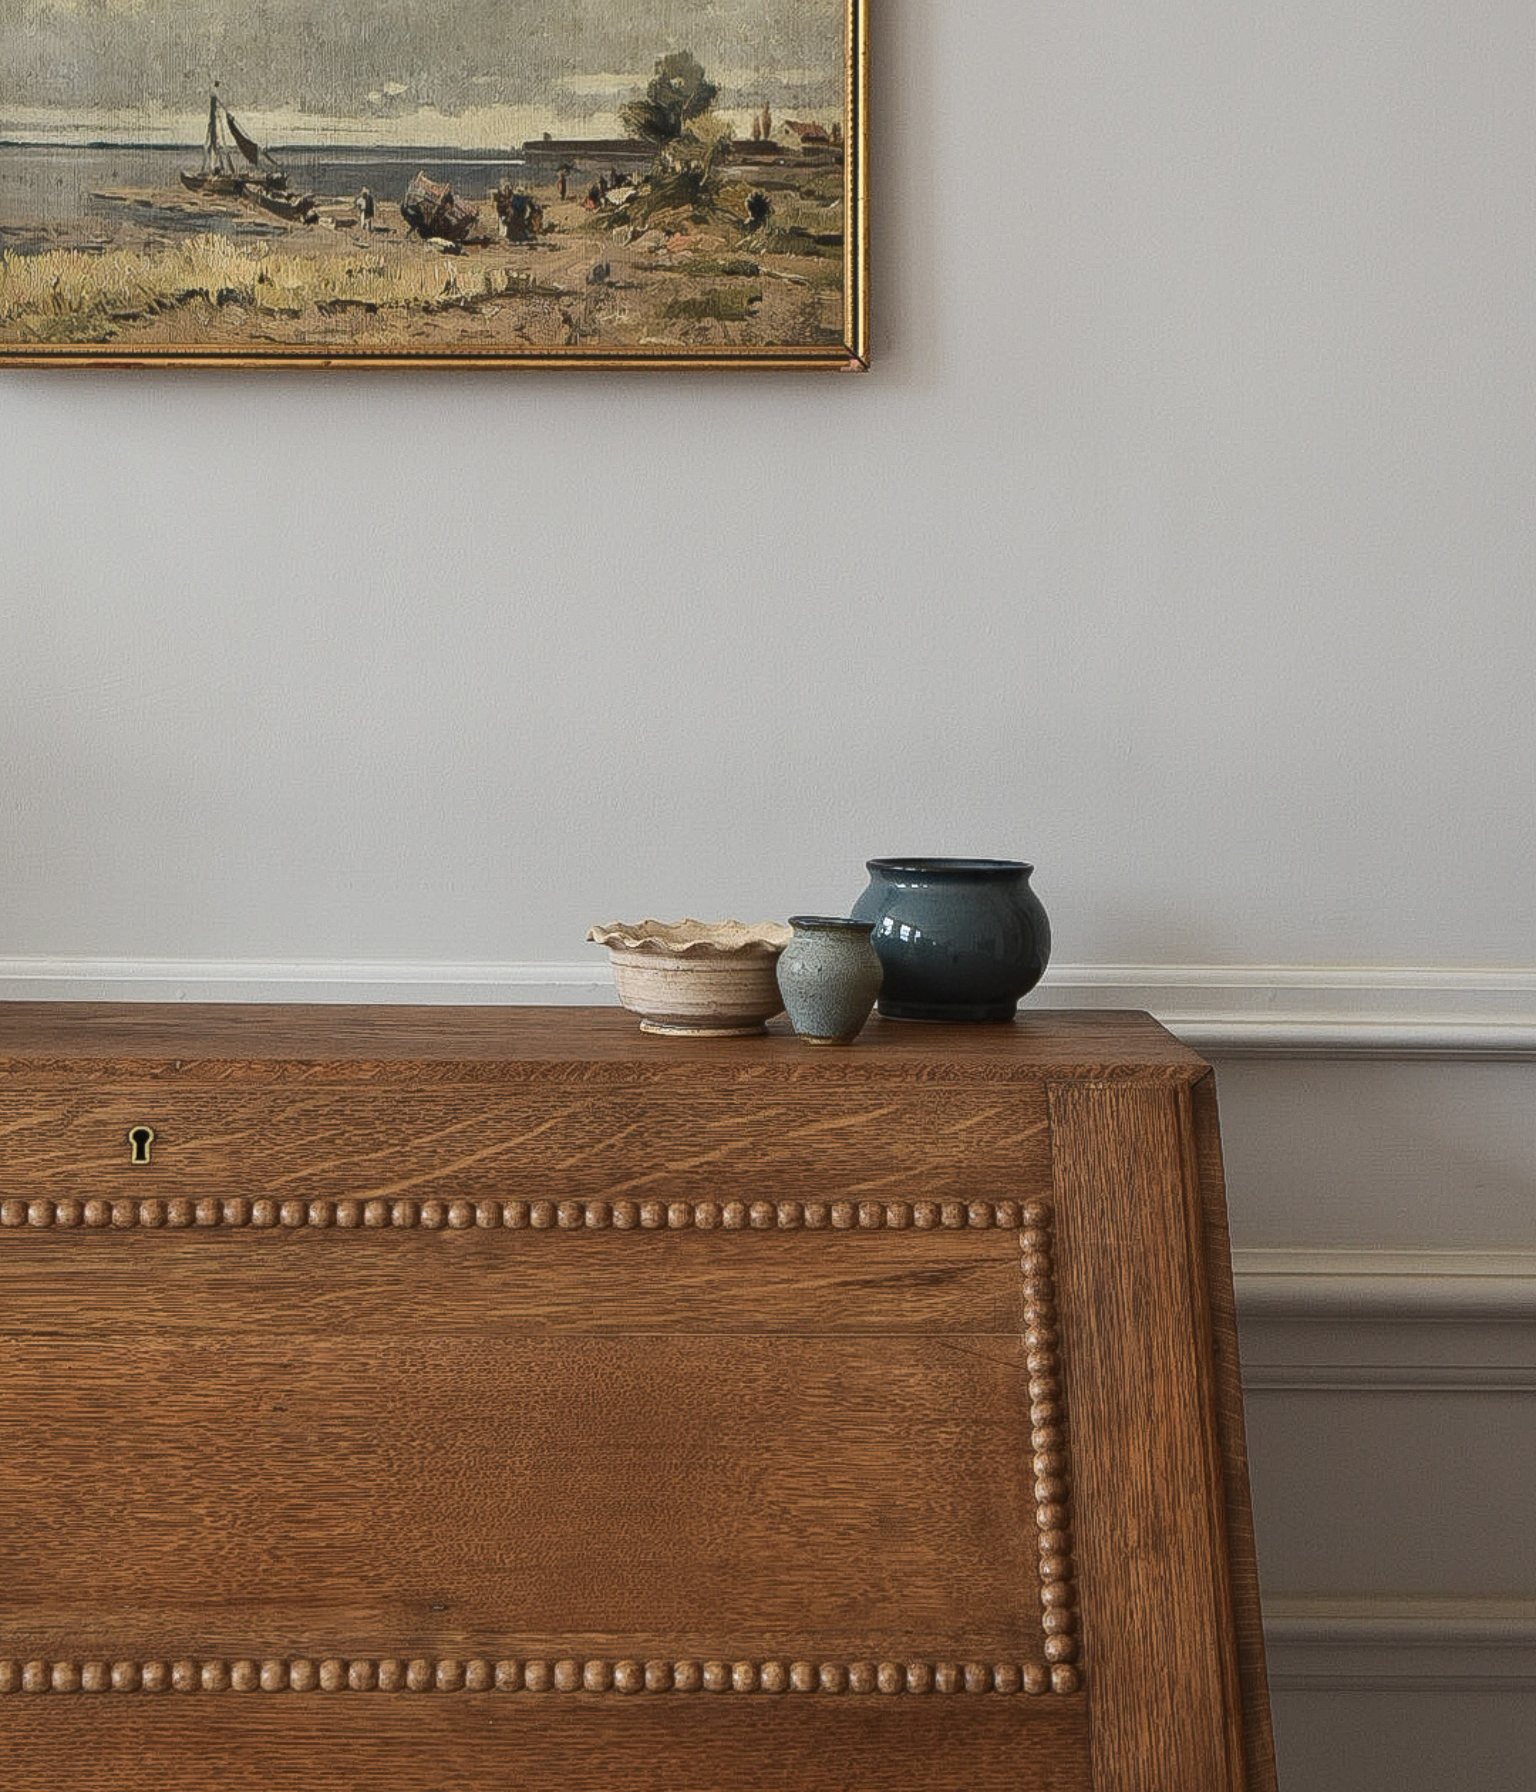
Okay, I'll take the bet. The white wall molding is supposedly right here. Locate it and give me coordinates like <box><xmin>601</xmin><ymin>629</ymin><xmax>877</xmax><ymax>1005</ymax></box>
<box><xmin>1242</xmin><ymin>1260</ymin><xmax>1536</xmax><ymax>1703</ymax></box>
<box><xmin>1234</xmin><ymin>1249</ymin><xmax>1536</xmax><ymax>1322</ymax></box>
<box><xmin>2</xmin><ymin>960</ymin><xmax>1535</xmax><ymax>1058</ymax></box>
<box><xmin>1037</xmin><ymin>965</ymin><xmax>1536</xmax><ymax>1059</ymax></box>
<box><xmin>1263</xmin><ymin>1597</ymin><xmax>1536</xmax><ymax>1689</ymax></box>
<box><xmin>0</xmin><ymin>958</ymin><xmax>615</xmax><ymax>1007</ymax></box>
<box><xmin>1234</xmin><ymin>1250</ymin><xmax>1536</xmax><ymax>1392</ymax></box>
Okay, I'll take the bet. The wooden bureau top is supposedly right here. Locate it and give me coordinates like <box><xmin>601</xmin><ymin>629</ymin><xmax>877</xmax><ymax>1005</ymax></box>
<box><xmin>0</xmin><ymin>1003</ymin><xmax>1206</xmax><ymax>1081</ymax></box>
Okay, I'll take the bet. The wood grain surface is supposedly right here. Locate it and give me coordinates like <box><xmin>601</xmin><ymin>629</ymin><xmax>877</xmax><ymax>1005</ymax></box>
<box><xmin>0</xmin><ymin>1004</ymin><xmax>1273</xmax><ymax>1791</ymax></box>
<box><xmin>0</xmin><ymin>1693</ymin><xmax>1093</xmax><ymax>1792</ymax></box>
<box><xmin>0</xmin><ymin>1081</ymin><xmax>1053</xmax><ymax>1204</ymax></box>
<box><xmin>0</xmin><ymin>1003</ymin><xmax>1209</xmax><ymax>1077</ymax></box>
<box><xmin>0</xmin><ymin>1229</ymin><xmax>1026</xmax><ymax>1336</ymax></box>
<box><xmin>1050</xmin><ymin>1079</ymin><xmax>1254</xmax><ymax>1792</ymax></box>
<box><xmin>1189</xmin><ymin>1071</ymin><xmax>1277</xmax><ymax>1792</ymax></box>
<box><xmin>0</xmin><ymin>1323</ymin><xmax>1041</xmax><ymax>1658</ymax></box>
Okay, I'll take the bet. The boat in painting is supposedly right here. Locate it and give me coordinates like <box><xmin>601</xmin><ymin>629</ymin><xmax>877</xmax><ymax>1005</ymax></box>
<box><xmin>400</xmin><ymin>171</ymin><xmax>484</xmax><ymax>243</ymax></box>
<box><xmin>180</xmin><ymin>86</ymin><xmax>315</xmax><ymax>218</ymax></box>
<box><xmin>244</xmin><ymin>183</ymin><xmax>319</xmax><ymax>223</ymax></box>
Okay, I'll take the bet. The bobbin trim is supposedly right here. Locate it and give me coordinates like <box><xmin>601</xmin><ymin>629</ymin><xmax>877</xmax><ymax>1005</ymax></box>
<box><xmin>0</xmin><ymin>1196</ymin><xmax>1025</xmax><ymax>1233</ymax></box>
<box><xmin>1020</xmin><ymin>1195</ymin><xmax>1082</xmax><ymax>1696</ymax></box>
<box><xmin>0</xmin><ymin>1655</ymin><xmax>1078</xmax><ymax>1696</ymax></box>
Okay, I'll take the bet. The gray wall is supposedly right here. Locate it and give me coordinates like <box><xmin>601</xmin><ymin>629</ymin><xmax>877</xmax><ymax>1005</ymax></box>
<box><xmin>4</xmin><ymin>2</ymin><xmax>1533</xmax><ymax>1785</ymax></box>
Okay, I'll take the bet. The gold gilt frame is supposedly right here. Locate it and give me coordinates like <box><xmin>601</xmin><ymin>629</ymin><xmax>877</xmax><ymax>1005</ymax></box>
<box><xmin>0</xmin><ymin>1</ymin><xmax>867</xmax><ymax>370</ymax></box>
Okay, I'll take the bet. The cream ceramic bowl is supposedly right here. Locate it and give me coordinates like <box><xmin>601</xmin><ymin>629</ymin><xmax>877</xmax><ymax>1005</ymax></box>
<box><xmin>587</xmin><ymin>919</ymin><xmax>791</xmax><ymax>1036</ymax></box>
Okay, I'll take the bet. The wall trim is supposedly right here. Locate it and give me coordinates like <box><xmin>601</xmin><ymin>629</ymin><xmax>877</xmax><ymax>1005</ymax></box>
<box><xmin>1244</xmin><ymin>1263</ymin><xmax>1536</xmax><ymax>1695</ymax></box>
<box><xmin>1263</xmin><ymin>1598</ymin><xmax>1536</xmax><ymax>1689</ymax></box>
<box><xmin>1</xmin><ymin>960</ymin><xmax>1534</xmax><ymax>1058</ymax></box>
<box><xmin>1234</xmin><ymin>1250</ymin><xmax>1536</xmax><ymax>1392</ymax></box>
<box><xmin>1234</xmin><ymin>1249</ymin><xmax>1536</xmax><ymax>1321</ymax></box>
<box><xmin>0</xmin><ymin>958</ymin><xmax>610</xmax><ymax>1007</ymax></box>
<box><xmin>1038</xmin><ymin>964</ymin><xmax>1536</xmax><ymax>1058</ymax></box>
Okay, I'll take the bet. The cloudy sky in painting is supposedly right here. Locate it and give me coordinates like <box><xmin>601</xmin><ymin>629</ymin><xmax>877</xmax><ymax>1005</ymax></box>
<box><xmin>2</xmin><ymin>0</ymin><xmax>843</xmax><ymax>143</ymax></box>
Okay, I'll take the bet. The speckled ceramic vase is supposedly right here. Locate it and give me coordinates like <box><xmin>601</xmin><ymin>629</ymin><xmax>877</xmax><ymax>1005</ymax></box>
<box><xmin>774</xmin><ymin>916</ymin><xmax>884</xmax><ymax>1045</ymax></box>
<box><xmin>850</xmin><ymin>859</ymin><xmax>1051</xmax><ymax>1023</ymax></box>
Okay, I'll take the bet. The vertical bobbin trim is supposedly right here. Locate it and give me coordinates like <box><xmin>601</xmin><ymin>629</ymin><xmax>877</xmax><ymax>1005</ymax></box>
<box><xmin>1020</xmin><ymin>1196</ymin><xmax>1082</xmax><ymax>1695</ymax></box>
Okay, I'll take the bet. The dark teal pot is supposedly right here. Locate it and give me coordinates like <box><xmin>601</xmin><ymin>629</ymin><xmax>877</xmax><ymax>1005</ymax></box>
<box><xmin>850</xmin><ymin>859</ymin><xmax>1051</xmax><ymax>1023</ymax></box>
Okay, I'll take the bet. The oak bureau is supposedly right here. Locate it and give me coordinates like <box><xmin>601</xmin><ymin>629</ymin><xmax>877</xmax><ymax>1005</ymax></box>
<box><xmin>0</xmin><ymin>1004</ymin><xmax>1275</xmax><ymax>1791</ymax></box>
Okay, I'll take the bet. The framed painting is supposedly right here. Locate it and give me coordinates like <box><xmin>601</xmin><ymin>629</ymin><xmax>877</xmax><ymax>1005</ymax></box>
<box><xmin>0</xmin><ymin>0</ymin><xmax>867</xmax><ymax>369</ymax></box>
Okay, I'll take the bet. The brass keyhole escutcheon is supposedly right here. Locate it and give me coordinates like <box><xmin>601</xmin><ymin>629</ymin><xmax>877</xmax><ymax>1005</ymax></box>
<box><xmin>127</xmin><ymin>1126</ymin><xmax>155</xmax><ymax>1166</ymax></box>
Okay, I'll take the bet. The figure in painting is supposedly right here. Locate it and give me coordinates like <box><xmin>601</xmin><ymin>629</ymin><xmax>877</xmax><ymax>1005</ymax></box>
<box><xmin>493</xmin><ymin>185</ymin><xmax>544</xmax><ymax>242</ymax></box>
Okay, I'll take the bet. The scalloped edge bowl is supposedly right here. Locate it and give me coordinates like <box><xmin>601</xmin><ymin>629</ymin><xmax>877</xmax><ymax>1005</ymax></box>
<box><xmin>586</xmin><ymin>919</ymin><xmax>791</xmax><ymax>1036</ymax></box>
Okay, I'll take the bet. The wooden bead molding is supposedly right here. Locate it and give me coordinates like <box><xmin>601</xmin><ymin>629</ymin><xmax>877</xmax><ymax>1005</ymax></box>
<box><xmin>0</xmin><ymin>1656</ymin><xmax>1077</xmax><ymax>1697</ymax></box>
<box><xmin>1020</xmin><ymin>1197</ymin><xmax>1082</xmax><ymax>1693</ymax></box>
<box><xmin>0</xmin><ymin>1195</ymin><xmax>1026</xmax><ymax>1233</ymax></box>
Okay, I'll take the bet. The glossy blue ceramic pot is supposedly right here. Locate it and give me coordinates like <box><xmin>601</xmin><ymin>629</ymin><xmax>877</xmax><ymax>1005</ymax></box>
<box><xmin>850</xmin><ymin>859</ymin><xmax>1051</xmax><ymax>1023</ymax></box>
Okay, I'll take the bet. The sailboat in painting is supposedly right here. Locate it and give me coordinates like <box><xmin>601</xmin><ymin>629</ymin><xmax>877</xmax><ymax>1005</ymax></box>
<box><xmin>180</xmin><ymin>84</ymin><xmax>311</xmax><ymax>216</ymax></box>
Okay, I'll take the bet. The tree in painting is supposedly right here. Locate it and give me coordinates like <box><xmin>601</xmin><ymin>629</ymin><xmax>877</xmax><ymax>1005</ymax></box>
<box><xmin>619</xmin><ymin>52</ymin><xmax>720</xmax><ymax>148</ymax></box>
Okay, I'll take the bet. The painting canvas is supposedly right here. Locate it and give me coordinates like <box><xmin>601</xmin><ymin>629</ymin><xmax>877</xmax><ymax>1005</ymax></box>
<box><xmin>0</xmin><ymin>0</ymin><xmax>866</xmax><ymax>368</ymax></box>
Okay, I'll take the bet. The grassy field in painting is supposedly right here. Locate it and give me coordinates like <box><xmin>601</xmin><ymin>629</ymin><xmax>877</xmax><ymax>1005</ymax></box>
<box><xmin>0</xmin><ymin>166</ymin><xmax>847</xmax><ymax>357</ymax></box>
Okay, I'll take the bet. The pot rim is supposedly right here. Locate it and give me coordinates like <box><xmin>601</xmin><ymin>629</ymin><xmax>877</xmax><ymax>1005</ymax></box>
<box><xmin>787</xmin><ymin>914</ymin><xmax>876</xmax><ymax>931</ymax></box>
<box><xmin>586</xmin><ymin>918</ymin><xmax>791</xmax><ymax>956</ymax></box>
<box><xmin>864</xmin><ymin>858</ymin><xmax>1033</xmax><ymax>877</ymax></box>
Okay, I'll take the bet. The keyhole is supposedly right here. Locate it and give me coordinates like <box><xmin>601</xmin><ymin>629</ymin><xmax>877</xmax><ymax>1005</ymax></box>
<box><xmin>128</xmin><ymin>1126</ymin><xmax>155</xmax><ymax>1166</ymax></box>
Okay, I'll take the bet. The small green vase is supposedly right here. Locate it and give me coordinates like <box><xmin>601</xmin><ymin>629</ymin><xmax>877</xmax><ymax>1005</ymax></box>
<box><xmin>775</xmin><ymin>917</ymin><xmax>883</xmax><ymax>1045</ymax></box>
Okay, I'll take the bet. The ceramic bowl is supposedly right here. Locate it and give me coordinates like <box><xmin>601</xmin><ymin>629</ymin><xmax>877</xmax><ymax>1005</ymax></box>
<box><xmin>586</xmin><ymin>919</ymin><xmax>792</xmax><ymax>1036</ymax></box>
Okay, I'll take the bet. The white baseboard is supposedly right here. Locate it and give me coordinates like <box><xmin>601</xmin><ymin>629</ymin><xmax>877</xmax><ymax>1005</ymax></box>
<box><xmin>1</xmin><ymin>960</ymin><xmax>1534</xmax><ymax>1058</ymax></box>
